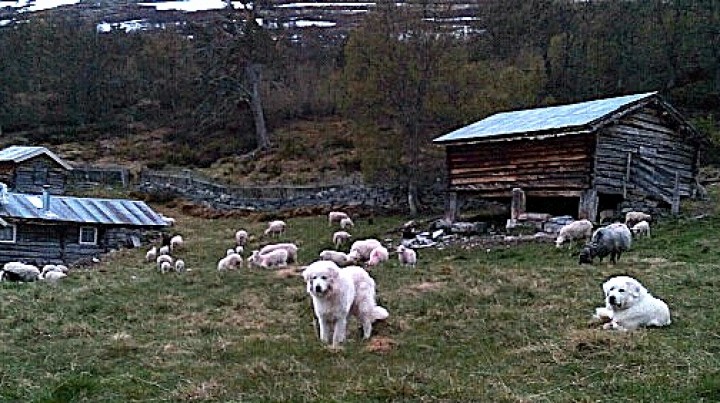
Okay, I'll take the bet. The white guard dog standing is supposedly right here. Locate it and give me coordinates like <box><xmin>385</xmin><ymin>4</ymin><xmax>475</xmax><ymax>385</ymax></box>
<box><xmin>303</xmin><ymin>261</ymin><xmax>388</xmax><ymax>347</ymax></box>
<box><xmin>594</xmin><ymin>275</ymin><xmax>671</xmax><ymax>331</ymax></box>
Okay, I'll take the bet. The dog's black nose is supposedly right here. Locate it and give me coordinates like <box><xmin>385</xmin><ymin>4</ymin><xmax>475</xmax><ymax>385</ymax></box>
<box><xmin>609</xmin><ymin>296</ymin><xmax>616</xmax><ymax>305</ymax></box>
<box><xmin>315</xmin><ymin>285</ymin><xmax>322</xmax><ymax>293</ymax></box>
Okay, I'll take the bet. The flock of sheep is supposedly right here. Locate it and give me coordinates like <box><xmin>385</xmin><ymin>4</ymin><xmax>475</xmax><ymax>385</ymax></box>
<box><xmin>144</xmin><ymin>210</ymin><xmax>418</xmax><ymax>275</ymax></box>
<box><xmin>555</xmin><ymin>210</ymin><xmax>652</xmax><ymax>264</ymax></box>
<box><xmin>0</xmin><ymin>262</ymin><xmax>69</xmax><ymax>283</ymax></box>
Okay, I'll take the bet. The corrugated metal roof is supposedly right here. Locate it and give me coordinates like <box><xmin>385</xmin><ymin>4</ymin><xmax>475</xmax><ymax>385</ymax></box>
<box><xmin>0</xmin><ymin>146</ymin><xmax>73</xmax><ymax>170</ymax></box>
<box><xmin>0</xmin><ymin>192</ymin><xmax>167</xmax><ymax>226</ymax></box>
<box><xmin>433</xmin><ymin>92</ymin><xmax>658</xmax><ymax>143</ymax></box>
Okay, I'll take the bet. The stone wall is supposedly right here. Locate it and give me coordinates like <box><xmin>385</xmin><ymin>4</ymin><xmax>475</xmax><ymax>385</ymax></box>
<box><xmin>138</xmin><ymin>170</ymin><xmax>448</xmax><ymax>213</ymax></box>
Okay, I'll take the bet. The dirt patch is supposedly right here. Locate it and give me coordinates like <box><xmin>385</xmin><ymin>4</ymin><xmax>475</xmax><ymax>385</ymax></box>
<box><xmin>364</xmin><ymin>336</ymin><xmax>398</xmax><ymax>354</ymax></box>
<box><xmin>412</xmin><ymin>281</ymin><xmax>446</xmax><ymax>293</ymax></box>
<box><xmin>276</xmin><ymin>266</ymin><xmax>304</xmax><ymax>279</ymax></box>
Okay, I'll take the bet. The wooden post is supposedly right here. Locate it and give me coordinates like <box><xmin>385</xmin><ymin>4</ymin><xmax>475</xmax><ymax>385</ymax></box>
<box><xmin>671</xmin><ymin>171</ymin><xmax>680</xmax><ymax>215</ymax></box>
<box><xmin>511</xmin><ymin>188</ymin><xmax>526</xmax><ymax>220</ymax></box>
<box><xmin>444</xmin><ymin>191</ymin><xmax>458</xmax><ymax>223</ymax></box>
<box><xmin>579</xmin><ymin>189</ymin><xmax>598</xmax><ymax>221</ymax></box>
<box><xmin>623</xmin><ymin>152</ymin><xmax>632</xmax><ymax>198</ymax></box>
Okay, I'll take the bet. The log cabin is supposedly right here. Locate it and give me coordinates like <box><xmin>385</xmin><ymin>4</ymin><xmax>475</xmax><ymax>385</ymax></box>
<box><xmin>0</xmin><ymin>145</ymin><xmax>73</xmax><ymax>195</ymax></box>
<box><xmin>433</xmin><ymin>92</ymin><xmax>705</xmax><ymax>221</ymax></box>
<box><xmin>0</xmin><ymin>186</ymin><xmax>167</xmax><ymax>265</ymax></box>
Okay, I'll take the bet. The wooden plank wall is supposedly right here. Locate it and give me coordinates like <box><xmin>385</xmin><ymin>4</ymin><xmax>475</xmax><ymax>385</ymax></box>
<box><xmin>446</xmin><ymin>134</ymin><xmax>595</xmax><ymax>196</ymax></box>
<box><xmin>594</xmin><ymin>104</ymin><xmax>698</xmax><ymax>202</ymax></box>
<box><xmin>13</xmin><ymin>156</ymin><xmax>68</xmax><ymax>194</ymax></box>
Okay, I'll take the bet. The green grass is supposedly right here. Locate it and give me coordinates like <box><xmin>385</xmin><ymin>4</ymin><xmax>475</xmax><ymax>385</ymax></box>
<box><xmin>2</xmin><ymin>209</ymin><xmax>720</xmax><ymax>402</ymax></box>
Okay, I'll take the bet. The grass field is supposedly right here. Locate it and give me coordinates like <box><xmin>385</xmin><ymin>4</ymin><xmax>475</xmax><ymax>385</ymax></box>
<box><xmin>1</xmin><ymin>205</ymin><xmax>720</xmax><ymax>402</ymax></box>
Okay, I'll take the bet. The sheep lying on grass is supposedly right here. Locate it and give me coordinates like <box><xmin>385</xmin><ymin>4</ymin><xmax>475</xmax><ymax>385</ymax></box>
<box><xmin>555</xmin><ymin>219</ymin><xmax>593</xmax><ymax>248</ymax></box>
<box><xmin>319</xmin><ymin>250</ymin><xmax>351</xmax><ymax>266</ymax></box>
<box><xmin>248</xmin><ymin>249</ymin><xmax>289</xmax><ymax>269</ymax></box>
<box><xmin>259</xmin><ymin>243</ymin><xmax>298</xmax><ymax>263</ymax></box>
<box><xmin>0</xmin><ymin>262</ymin><xmax>41</xmax><ymax>282</ymax></box>
<box><xmin>579</xmin><ymin>223</ymin><xmax>632</xmax><ymax>265</ymax></box>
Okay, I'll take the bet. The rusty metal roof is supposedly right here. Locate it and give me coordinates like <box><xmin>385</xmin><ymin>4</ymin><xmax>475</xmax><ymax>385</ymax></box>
<box><xmin>0</xmin><ymin>146</ymin><xmax>73</xmax><ymax>170</ymax></box>
<box><xmin>0</xmin><ymin>192</ymin><xmax>167</xmax><ymax>226</ymax></box>
<box><xmin>433</xmin><ymin>92</ymin><xmax>658</xmax><ymax>144</ymax></box>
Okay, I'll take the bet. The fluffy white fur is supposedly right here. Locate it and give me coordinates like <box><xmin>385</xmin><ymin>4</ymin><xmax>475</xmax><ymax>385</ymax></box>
<box><xmin>235</xmin><ymin>229</ymin><xmax>249</xmax><ymax>246</ymax></box>
<box><xmin>555</xmin><ymin>219</ymin><xmax>593</xmax><ymax>248</ymax></box>
<box><xmin>302</xmin><ymin>261</ymin><xmax>388</xmax><ymax>347</ymax></box>
<box><xmin>396</xmin><ymin>245</ymin><xmax>417</xmax><ymax>268</ymax></box>
<box><xmin>328</xmin><ymin>211</ymin><xmax>349</xmax><ymax>226</ymax></box>
<box><xmin>159</xmin><ymin>245</ymin><xmax>171</xmax><ymax>256</ymax></box>
<box><xmin>332</xmin><ymin>231</ymin><xmax>352</xmax><ymax>249</ymax></box>
<box><xmin>170</xmin><ymin>235</ymin><xmax>184</xmax><ymax>252</ymax></box>
<box><xmin>631</xmin><ymin>220</ymin><xmax>651</xmax><ymax>238</ymax></box>
<box><xmin>348</xmin><ymin>239</ymin><xmax>382</xmax><ymax>262</ymax></box>
<box><xmin>367</xmin><ymin>246</ymin><xmax>389</xmax><ymax>268</ymax></box>
<box><xmin>145</xmin><ymin>246</ymin><xmax>157</xmax><ymax>262</ymax></box>
<box><xmin>594</xmin><ymin>275</ymin><xmax>671</xmax><ymax>331</ymax></box>
<box><xmin>248</xmin><ymin>249</ymin><xmax>288</xmax><ymax>269</ymax></box>
<box><xmin>156</xmin><ymin>255</ymin><xmax>173</xmax><ymax>270</ymax></box>
<box><xmin>259</xmin><ymin>243</ymin><xmax>298</xmax><ymax>263</ymax></box>
<box><xmin>340</xmin><ymin>217</ymin><xmax>354</xmax><ymax>229</ymax></box>
<box><xmin>174</xmin><ymin>259</ymin><xmax>186</xmax><ymax>273</ymax></box>
<box><xmin>217</xmin><ymin>253</ymin><xmax>243</xmax><ymax>271</ymax></box>
<box><xmin>625</xmin><ymin>211</ymin><xmax>652</xmax><ymax>227</ymax></box>
<box><xmin>264</xmin><ymin>220</ymin><xmax>286</xmax><ymax>238</ymax></box>
<box><xmin>319</xmin><ymin>250</ymin><xmax>351</xmax><ymax>266</ymax></box>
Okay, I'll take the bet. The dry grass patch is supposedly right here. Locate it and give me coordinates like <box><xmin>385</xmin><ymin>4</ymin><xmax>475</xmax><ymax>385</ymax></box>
<box><xmin>364</xmin><ymin>336</ymin><xmax>399</xmax><ymax>354</ymax></box>
<box><xmin>173</xmin><ymin>380</ymin><xmax>223</xmax><ymax>401</ymax></box>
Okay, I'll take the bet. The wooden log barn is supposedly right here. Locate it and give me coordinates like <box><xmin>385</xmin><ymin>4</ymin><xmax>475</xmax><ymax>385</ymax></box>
<box><xmin>433</xmin><ymin>92</ymin><xmax>705</xmax><ymax>221</ymax></box>
<box><xmin>0</xmin><ymin>146</ymin><xmax>73</xmax><ymax>195</ymax></box>
<box><xmin>0</xmin><ymin>146</ymin><xmax>168</xmax><ymax>265</ymax></box>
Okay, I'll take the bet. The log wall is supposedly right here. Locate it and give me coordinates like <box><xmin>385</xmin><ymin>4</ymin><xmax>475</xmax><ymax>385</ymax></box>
<box><xmin>445</xmin><ymin>134</ymin><xmax>595</xmax><ymax>197</ymax></box>
<box><xmin>594</xmin><ymin>104</ymin><xmax>699</xmax><ymax>203</ymax></box>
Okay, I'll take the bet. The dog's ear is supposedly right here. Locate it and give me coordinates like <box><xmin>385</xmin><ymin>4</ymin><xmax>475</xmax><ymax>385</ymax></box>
<box><xmin>328</xmin><ymin>266</ymin><xmax>340</xmax><ymax>279</ymax></box>
<box><xmin>627</xmin><ymin>279</ymin><xmax>645</xmax><ymax>297</ymax></box>
<box><xmin>300</xmin><ymin>267</ymin><xmax>310</xmax><ymax>281</ymax></box>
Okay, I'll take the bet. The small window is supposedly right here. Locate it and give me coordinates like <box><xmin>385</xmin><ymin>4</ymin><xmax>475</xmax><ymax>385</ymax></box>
<box><xmin>79</xmin><ymin>227</ymin><xmax>98</xmax><ymax>245</ymax></box>
<box><xmin>33</xmin><ymin>162</ymin><xmax>49</xmax><ymax>185</ymax></box>
<box><xmin>0</xmin><ymin>224</ymin><xmax>16</xmax><ymax>243</ymax></box>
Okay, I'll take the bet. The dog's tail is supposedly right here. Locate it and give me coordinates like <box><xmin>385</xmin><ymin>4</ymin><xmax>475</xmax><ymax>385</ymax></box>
<box><xmin>373</xmin><ymin>306</ymin><xmax>389</xmax><ymax>321</ymax></box>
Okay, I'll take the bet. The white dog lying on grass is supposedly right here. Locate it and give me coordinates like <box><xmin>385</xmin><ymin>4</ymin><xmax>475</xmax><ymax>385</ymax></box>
<box><xmin>594</xmin><ymin>275</ymin><xmax>671</xmax><ymax>331</ymax></box>
<box><xmin>302</xmin><ymin>261</ymin><xmax>389</xmax><ymax>347</ymax></box>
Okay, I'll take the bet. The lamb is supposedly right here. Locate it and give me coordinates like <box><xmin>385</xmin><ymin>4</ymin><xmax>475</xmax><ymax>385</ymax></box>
<box><xmin>396</xmin><ymin>245</ymin><xmax>417</xmax><ymax>268</ymax></box>
<box><xmin>159</xmin><ymin>245</ymin><xmax>171</xmax><ymax>256</ymax></box>
<box><xmin>175</xmin><ymin>259</ymin><xmax>186</xmax><ymax>273</ymax></box>
<box><xmin>631</xmin><ymin>220</ymin><xmax>651</xmax><ymax>238</ymax></box>
<box><xmin>332</xmin><ymin>231</ymin><xmax>352</xmax><ymax>249</ymax></box>
<box><xmin>235</xmin><ymin>230</ymin><xmax>249</xmax><ymax>246</ymax></box>
<box><xmin>145</xmin><ymin>246</ymin><xmax>158</xmax><ymax>262</ymax></box>
<box><xmin>555</xmin><ymin>219</ymin><xmax>593</xmax><ymax>248</ymax></box>
<box><xmin>217</xmin><ymin>253</ymin><xmax>243</xmax><ymax>271</ymax></box>
<box><xmin>248</xmin><ymin>249</ymin><xmax>289</xmax><ymax>269</ymax></box>
<box><xmin>366</xmin><ymin>246</ymin><xmax>389</xmax><ymax>268</ymax></box>
<box><xmin>319</xmin><ymin>250</ymin><xmax>351</xmax><ymax>266</ymax></box>
<box><xmin>579</xmin><ymin>223</ymin><xmax>632</xmax><ymax>265</ymax></box>
<box><xmin>235</xmin><ymin>245</ymin><xmax>244</xmax><ymax>255</ymax></box>
<box><xmin>340</xmin><ymin>217</ymin><xmax>354</xmax><ymax>229</ymax></box>
<box><xmin>328</xmin><ymin>211</ymin><xmax>349</xmax><ymax>226</ymax></box>
<box><xmin>625</xmin><ymin>211</ymin><xmax>652</xmax><ymax>227</ymax></box>
<box><xmin>156</xmin><ymin>255</ymin><xmax>174</xmax><ymax>270</ymax></box>
<box><xmin>259</xmin><ymin>243</ymin><xmax>298</xmax><ymax>263</ymax></box>
<box><xmin>264</xmin><ymin>220</ymin><xmax>287</xmax><ymax>238</ymax></box>
<box><xmin>170</xmin><ymin>235</ymin><xmax>184</xmax><ymax>252</ymax></box>
<box><xmin>39</xmin><ymin>266</ymin><xmax>67</xmax><ymax>282</ymax></box>
<box><xmin>160</xmin><ymin>261</ymin><xmax>173</xmax><ymax>274</ymax></box>
<box><xmin>348</xmin><ymin>239</ymin><xmax>383</xmax><ymax>262</ymax></box>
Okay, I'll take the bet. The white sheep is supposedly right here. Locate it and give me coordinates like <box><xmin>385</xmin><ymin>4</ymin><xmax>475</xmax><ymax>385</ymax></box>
<box><xmin>249</xmin><ymin>249</ymin><xmax>289</xmax><ymax>269</ymax></box>
<box><xmin>55</xmin><ymin>264</ymin><xmax>69</xmax><ymax>273</ymax></box>
<box><xmin>625</xmin><ymin>211</ymin><xmax>652</xmax><ymax>227</ymax></box>
<box><xmin>156</xmin><ymin>255</ymin><xmax>173</xmax><ymax>270</ymax></box>
<box><xmin>175</xmin><ymin>259</ymin><xmax>186</xmax><ymax>273</ymax></box>
<box><xmin>39</xmin><ymin>265</ymin><xmax>67</xmax><ymax>282</ymax></box>
<box><xmin>264</xmin><ymin>220</ymin><xmax>286</xmax><ymax>238</ymax></box>
<box><xmin>259</xmin><ymin>243</ymin><xmax>298</xmax><ymax>263</ymax></box>
<box><xmin>332</xmin><ymin>231</ymin><xmax>352</xmax><ymax>249</ymax></box>
<box><xmin>159</xmin><ymin>245</ymin><xmax>171</xmax><ymax>256</ymax></box>
<box><xmin>555</xmin><ymin>219</ymin><xmax>594</xmax><ymax>248</ymax></box>
<box><xmin>367</xmin><ymin>246</ymin><xmax>389</xmax><ymax>268</ymax></box>
<box><xmin>160</xmin><ymin>261</ymin><xmax>173</xmax><ymax>274</ymax></box>
<box><xmin>631</xmin><ymin>220</ymin><xmax>651</xmax><ymax>238</ymax></box>
<box><xmin>145</xmin><ymin>246</ymin><xmax>158</xmax><ymax>262</ymax></box>
<box><xmin>396</xmin><ymin>245</ymin><xmax>417</xmax><ymax>268</ymax></box>
<box><xmin>348</xmin><ymin>239</ymin><xmax>382</xmax><ymax>262</ymax></box>
<box><xmin>235</xmin><ymin>229</ymin><xmax>249</xmax><ymax>246</ymax></box>
<box><xmin>235</xmin><ymin>245</ymin><xmax>244</xmax><ymax>255</ymax></box>
<box><xmin>340</xmin><ymin>217</ymin><xmax>354</xmax><ymax>229</ymax></box>
<box><xmin>217</xmin><ymin>253</ymin><xmax>243</xmax><ymax>271</ymax></box>
<box><xmin>226</xmin><ymin>248</ymin><xmax>236</xmax><ymax>256</ymax></box>
<box><xmin>328</xmin><ymin>211</ymin><xmax>349</xmax><ymax>226</ymax></box>
<box><xmin>170</xmin><ymin>235</ymin><xmax>184</xmax><ymax>252</ymax></box>
<box><xmin>319</xmin><ymin>250</ymin><xmax>351</xmax><ymax>266</ymax></box>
